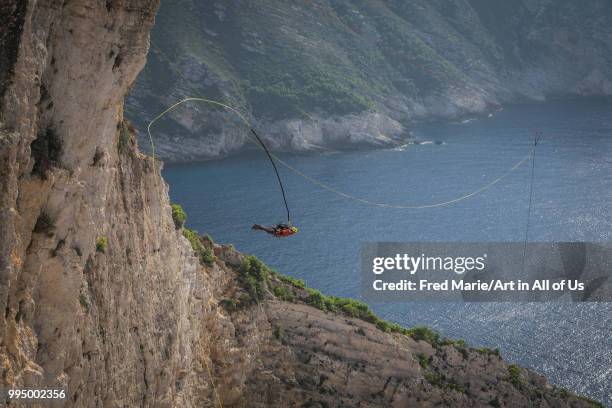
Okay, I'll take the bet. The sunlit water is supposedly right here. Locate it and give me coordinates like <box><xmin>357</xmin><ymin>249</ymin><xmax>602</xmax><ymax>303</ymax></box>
<box><xmin>163</xmin><ymin>98</ymin><xmax>612</xmax><ymax>405</ymax></box>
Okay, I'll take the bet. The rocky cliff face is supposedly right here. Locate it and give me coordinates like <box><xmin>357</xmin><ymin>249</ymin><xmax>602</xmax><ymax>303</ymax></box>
<box><xmin>126</xmin><ymin>0</ymin><xmax>612</xmax><ymax>161</ymax></box>
<box><xmin>0</xmin><ymin>0</ymin><xmax>208</xmax><ymax>405</ymax></box>
<box><xmin>0</xmin><ymin>1</ymin><xmax>603</xmax><ymax>407</ymax></box>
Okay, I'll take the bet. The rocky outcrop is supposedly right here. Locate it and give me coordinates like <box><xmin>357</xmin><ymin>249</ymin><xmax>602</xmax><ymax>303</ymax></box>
<box><xmin>0</xmin><ymin>0</ymin><xmax>213</xmax><ymax>405</ymax></box>
<box><xmin>127</xmin><ymin>0</ymin><xmax>612</xmax><ymax>161</ymax></box>
<box><xmin>204</xmin><ymin>247</ymin><xmax>598</xmax><ymax>408</ymax></box>
<box><xmin>0</xmin><ymin>1</ymin><xmax>603</xmax><ymax>407</ymax></box>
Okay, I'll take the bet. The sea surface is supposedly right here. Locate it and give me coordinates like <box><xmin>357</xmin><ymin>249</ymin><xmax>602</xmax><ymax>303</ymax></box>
<box><xmin>163</xmin><ymin>98</ymin><xmax>612</xmax><ymax>405</ymax></box>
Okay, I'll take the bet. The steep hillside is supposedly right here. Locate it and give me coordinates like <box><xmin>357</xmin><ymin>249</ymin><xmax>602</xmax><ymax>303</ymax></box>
<box><xmin>0</xmin><ymin>1</ymin><xmax>604</xmax><ymax>407</ymax></box>
<box><xmin>127</xmin><ymin>0</ymin><xmax>612</xmax><ymax>161</ymax></box>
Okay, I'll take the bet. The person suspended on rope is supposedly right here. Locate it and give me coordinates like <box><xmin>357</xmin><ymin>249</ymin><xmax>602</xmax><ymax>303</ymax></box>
<box><xmin>252</xmin><ymin>223</ymin><xmax>298</xmax><ymax>238</ymax></box>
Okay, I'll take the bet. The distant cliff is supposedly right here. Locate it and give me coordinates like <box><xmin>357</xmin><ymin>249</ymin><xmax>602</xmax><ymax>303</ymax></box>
<box><xmin>126</xmin><ymin>0</ymin><xmax>612</xmax><ymax>161</ymax></box>
<box><xmin>0</xmin><ymin>1</ymin><xmax>604</xmax><ymax>407</ymax></box>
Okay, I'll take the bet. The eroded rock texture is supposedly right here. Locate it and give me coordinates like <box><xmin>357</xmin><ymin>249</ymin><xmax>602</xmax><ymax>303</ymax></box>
<box><xmin>0</xmin><ymin>0</ymin><xmax>214</xmax><ymax>405</ymax></box>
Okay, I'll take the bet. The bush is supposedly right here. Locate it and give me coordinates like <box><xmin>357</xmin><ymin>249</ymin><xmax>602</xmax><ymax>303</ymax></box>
<box><xmin>276</xmin><ymin>273</ymin><xmax>306</xmax><ymax>289</ymax></box>
<box><xmin>183</xmin><ymin>228</ymin><xmax>215</xmax><ymax>267</ymax></box>
<box><xmin>508</xmin><ymin>364</ymin><xmax>522</xmax><ymax>387</ymax></box>
<box><xmin>424</xmin><ymin>371</ymin><xmax>445</xmax><ymax>387</ymax></box>
<box><xmin>96</xmin><ymin>236</ymin><xmax>108</xmax><ymax>253</ymax></box>
<box><xmin>326</xmin><ymin>297</ymin><xmax>375</xmax><ymax>321</ymax></box>
<box><xmin>79</xmin><ymin>294</ymin><xmax>90</xmax><ymax>312</ymax></box>
<box><xmin>476</xmin><ymin>347</ymin><xmax>501</xmax><ymax>357</ymax></box>
<box><xmin>220</xmin><ymin>298</ymin><xmax>238</xmax><ymax>312</ymax></box>
<box><xmin>407</xmin><ymin>326</ymin><xmax>440</xmax><ymax>346</ymax></box>
<box><xmin>553</xmin><ymin>387</ymin><xmax>603</xmax><ymax>407</ymax></box>
<box><xmin>424</xmin><ymin>370</ymin><xmax>465</xmax><ymax>393</ymax></box>
<box><xmin>376</xmin><ymin>320</ymin><xmax>391</xmax><ymax>332</ymax></box>
<box><xmin>576</xmin><ymin>396</ymin><xmax>604</xmax><ymax>408</ymax></box>
<box><xmin>246</xmin><ymin>257</ymin><xmax>450</xmax><ymax>348</ymax></box>
<box><xmin>171</xmin><ymin>203</ymin><xmax>186</xmax><ymax>229</ymax></box>
<box><xmin>273</xmin><ymin>285</ymin><xmax>294</xmax><ymax>302</ymax></box>
<box><xmin>200</xmin><ymin>248</ymin><xmax>215</xmax><ymax>266</ymax></box>
<box><xmin>239</xmin><ymin>256</ymin><xmax>271</xmax><ymax>302</ymax></box>
<box><xmin>305</xmin><ymin>288</ymin><xmax>327</xmax><ymax>310</ymax></box>
<box><xmin>182</xmin><ymin>228</ymin><xmax>200</xmax><ymax>249</ymax></box>
<box><xmin>304</xmin><ymin>290</ymin><xmax>379</xmax><ymax>324</ymax></box>
<box><xmin>557</xmin><ymin>388</ymin><xmax>571</xmax><ymax>399</ymax></box>
<box><xmin>456</xmin><ymin>345</ymin><xmax>469</xmax><ymax>360</ymax></box>
<box><xmin>447</xmin><ymin>381</ymin><xmax>466</xmax><ymax>394</ymax></box>
<box><xmin>417</xmin><ymin>353</ymin><xmax>429</xmax><ymax>369</ymax></box>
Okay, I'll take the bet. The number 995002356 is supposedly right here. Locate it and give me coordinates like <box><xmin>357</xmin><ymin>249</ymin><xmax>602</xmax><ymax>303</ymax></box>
<box><xmin>5</xmin><ymin>389</ymin><xmax>66</xmax><ymax>400</ymax></box>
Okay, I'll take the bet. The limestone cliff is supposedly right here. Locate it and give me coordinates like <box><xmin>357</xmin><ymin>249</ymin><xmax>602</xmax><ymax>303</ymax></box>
<box><xmin>0</xmin><ymin>1</ymin><xmax>603</xmax><ymax>407</ymax></box>
<box><xmin>0</xmin><ymin>0</ymin><xmax>208</xmax><ymax>405</ymax></box>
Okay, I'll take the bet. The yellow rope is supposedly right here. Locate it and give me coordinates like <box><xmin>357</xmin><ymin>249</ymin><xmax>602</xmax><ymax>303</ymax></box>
<box><xmin>147</xmin><ymin>41</ymin><xmax>533</xmax><ymax>210</ymax></box>
<box><xmin>202</xmin><ymin>355</ymin><xmax>223</xmax><ymax>408</ymax></box>
<box><xmin>143</xmin><ymin>44</ymin><xmax>225</xmax><ymax>408</ymax></box>
<box><xmin>146</xmin><ymin>97</ymin><xmax>533</xmax><ymax>209</ymax></box>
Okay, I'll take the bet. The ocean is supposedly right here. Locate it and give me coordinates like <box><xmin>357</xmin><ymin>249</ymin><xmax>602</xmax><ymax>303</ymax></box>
<box><xmin>163</xmin><ymin>98</ymin><xmax>612</xmax><ymax>405</ymax></box>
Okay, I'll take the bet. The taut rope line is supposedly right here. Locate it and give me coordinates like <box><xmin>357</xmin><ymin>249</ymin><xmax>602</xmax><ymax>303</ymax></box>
<box><xmin>146</xmin><ymin>97</ymin><xmax>534</xmax><ymax>210</ymax></box>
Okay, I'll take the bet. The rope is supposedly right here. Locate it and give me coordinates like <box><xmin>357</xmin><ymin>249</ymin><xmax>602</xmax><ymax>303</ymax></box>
<box><xmin>144</xmin><ymin>44</ymin><xmax>226</xmax><ymax>408</ymax></box>
<box><xmin>146</xmin><ymin>97</ymin><xmax>534</xmax><ymax>210</ymax></box>
<box><xmin>147</xmin><ymin>41</ymin><xmax>534</xmax><ymax>211</ymax></box>
<box><xmin>250</xmin><ymin>128</ymin><xmax>291</xmax><ymax>222</ymax></box>
<box><xmin>203</xmin><ymin>356</ymin><xmax>223</xmax><ymax>408</ymax></box>
<box><xmin>522</xmin><ymin>131</ymin><xmax>542</xmax><ymax>272</ymax></box>
<box><xmin>275</xmin><ymin>148</ymin><xmax>533</xmax><ymax>209</ymax></box>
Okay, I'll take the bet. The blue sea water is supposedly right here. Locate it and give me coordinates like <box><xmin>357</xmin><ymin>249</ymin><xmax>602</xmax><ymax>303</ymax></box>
<box><xmin>163</xmin><ymin>98</ymin><xmax>612</xmax><ymax>405</ymax></box>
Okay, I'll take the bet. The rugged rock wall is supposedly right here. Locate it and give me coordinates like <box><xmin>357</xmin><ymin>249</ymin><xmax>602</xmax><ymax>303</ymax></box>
<box><xmin>0</xmin><ymin>1</ymin><xmax>602</xmax><ymax>407</ymax></box>
<box><xmin>127</xmin><ymin>0</ymin><xmax>612</xmax><ymax>161</ymax></box>
<box><xmin>0</xmin><ymin>0</ymin><xmax>218</xmax><ymax>405</ymax></box>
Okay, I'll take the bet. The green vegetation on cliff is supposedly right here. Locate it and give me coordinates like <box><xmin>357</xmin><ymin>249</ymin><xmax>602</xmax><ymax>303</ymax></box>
<box><xmin>234</xmin><ymin>254</ymin><xmax>449</xmax><ymax>349</ymax></box>
<box><xmin>128</xmin><ymin>0</ymin><xmax>612</xmax><ymax>160</ymax></box>
<box><xmin>183</xmin><ymin>228</ymin><xmax>215</xmax><ymax>266</ymax></box>
<box><xmin>95</xmin><ymin>236</ymin><xmax>108</xmax><ymax>253</ymax></box>
<box><xmin>171</xmin><ymin>203</ymin><xmax>187</xmax><ymax>229</ymax></box>
<box><xmin>233</xmin><ymin>255</ymin><xmax>603</xmax><ymax>406</ymax></box>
